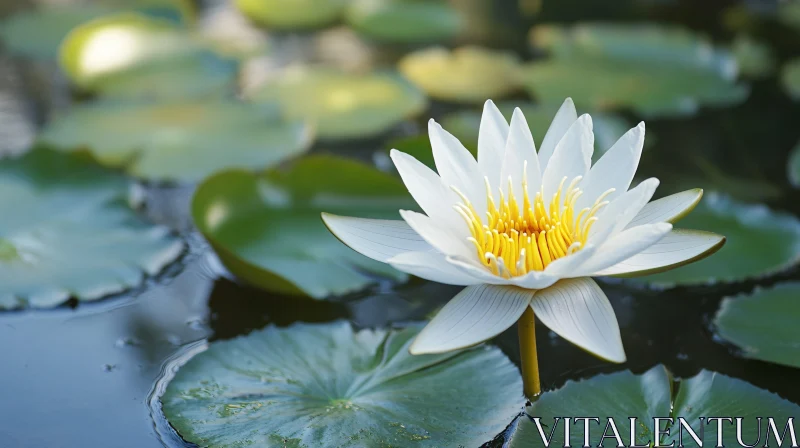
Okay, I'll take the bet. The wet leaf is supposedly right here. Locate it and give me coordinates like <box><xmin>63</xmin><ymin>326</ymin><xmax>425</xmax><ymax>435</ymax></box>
<box><xmin>191</xmin><ymin>156</ymin><xmax>416</xmax><ymax>298</ymax></box>
<box><xmin>782</xmin><ymin>58</ymin><xmax>800</xmax><ymax>101</ymax></box>
<box><xmin>509</xmin><ymin>366</ymin><xmax>800</xmax><ymax>447</ymax></box>
<box><xmin>519</xmin><ymin>24</ymin><xmax>748</xmax><ymax>117</ymax></box>
<box><xmin>714</xmin><ymin>282</ymin><xmax>800</xmax><ymax>369</ymax></box>
<box><xmin>399</xmin><ymin>46</ymin><xmax>521</xmax><ymax>104</ymax></box>
<box><xmin>637</xmin><ymin>193</ymin><xmax>800</xmax><ymax>287</ymax></box>
<box><xmin>345</xmin><ymin>0</ymin><xmax>462</xmax><ymax>44</ymax></box>
<box><xmin>39</xmin><ymin>99</ymin><xmax>311</xmax><ymax>182</ymax></box>
<box><xmin>161</xmin><ymin>321</ymin><xmax>522</xmax><ymax>447</ymax></box>
<box><xmin>235</xmin><ymin>0</ymin><xmax>348</xmax><ymax>30</ymax></box>
<box><xmin>0</xmin><ymin>149</ymin><xmax>183</xmax><ymax>309</ymax></box>
<box><xmin>249</xmin><ymin>67</ymin><xmax>426</xmax><ymax>140</ymax></box>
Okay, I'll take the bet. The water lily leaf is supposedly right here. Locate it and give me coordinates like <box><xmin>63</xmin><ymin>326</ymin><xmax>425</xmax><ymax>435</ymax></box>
<box><xmin>191</xmin><ymin>155</ymin><xmax>416</xmax><ymax>298</ymax></box>
<box><xmin>249</xmin><ymin>68</ymin><xmax>426</xmax><ymax>140</ymax></box>
<box><xmin>345</xmin><ymin>0</ymin><xmax>463</xmax><ymax>44</ymax></box>
<box><xmin>637</xmin><ymin>193</ymin><xmax>800</xmax><ymax>287</ymax></box>
<box><xmin>235</xmin><ymin>0</ymin><xmax>348</xmax><ymax>30</ymax></box>
<box><xmin>779</xmin><ymin>0</ymin><xmax>800</xmax><ymax>31</ymax></box>
<box><xmin>59</xmin><ymin>13</ymin><xmax>237</xmax><ymax>99</ymax></box>
<box><xmin>782</xmin><ymin>58</ymin><xmax>800</xmax><ymax>101</ymax></box>
<box><xmin>509</xmin><ymin>366</ymin><xmax>799</xmax><ymax>447</ymax></box>
<box><xmin>714</xmin><ymin>282</ymin><xmax>800</xmax><ymax>369</ymax></box>
<box><xmin>0</xmin><ymin>149</ymin><xmax>184</xmax><ymax>309</ymax></box>
<box><xmin>789</xmin><ymin>141</ymin><xmax>800</xmax><ymax>188</ymax></box>
<box><xmin>0</xmin><ymin>1</ymin><xmax>192</xmax><ymax>59</ymax></box>
<box><xmin>399</xmin><ymin>46</ymin><xmax>521</xmax><ymax>104</ymax></box>
<box><xmin>161</xmin><ymin>321</ymin><xmax>522</xmax><ymax>447</ymax></box>
<box><xmin>39</xmin><ymin>99</ymin><xmax>311</xmax><ymax>182</ymax></box>
<box><xmin>519</xmin><ymin>24</ymin><xmax>748</xmax><ymax>117</ymax></box>
<box><xmin>731</xmin><ymin>35</ymin><xmax>775</xmax><ymax>78</ymax></box>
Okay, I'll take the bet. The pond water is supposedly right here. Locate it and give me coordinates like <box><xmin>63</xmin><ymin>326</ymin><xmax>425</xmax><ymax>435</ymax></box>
<box><xmin>0</xmin><ymin>0</ymin><xmax>799</xmax><ymax>447</ymax></box>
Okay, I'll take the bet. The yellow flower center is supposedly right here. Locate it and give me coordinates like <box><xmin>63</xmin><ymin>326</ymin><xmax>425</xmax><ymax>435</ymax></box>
<box><xmin>453</xmin><ymin>164</ymin><xmax>613</xmax><ymax>277</ymax></box>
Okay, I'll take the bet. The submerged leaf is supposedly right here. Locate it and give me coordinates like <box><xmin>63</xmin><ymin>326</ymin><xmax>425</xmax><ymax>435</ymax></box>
<box><xmin>161</xmin><ymin>321</ymin><xmax>522</xmax><ymax>447</ymax></box>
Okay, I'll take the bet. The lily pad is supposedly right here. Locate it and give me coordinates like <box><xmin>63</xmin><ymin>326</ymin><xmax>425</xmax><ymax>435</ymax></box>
<box><xmin>191</xmin><ymin>155</ymin><xmax>416</xmax><ymax>298</ymax></box>
<box><xmin>637</xmin><ymin>193</ymin><xmax>800</xmax><ymax>287</ymax></box>
<box><xmin>509</xmin><ymin>366</ymin><xmax>800</xmax><ymax>447</ymax></box>
<box><xmin>782</xmin><ymin>58</ymin><xmax>800</xmax><ymax>101</ymax></box>
<box><xmin>345</xmin><ymin>0</ymin><xmax>463</xmax><ymax>44</ymax></box>
<box><xmin>39</xmin><ymin>99</ymin><xmax>311</xmax><ymax>182</ymax></box>
<box><xmin>714</xmin><ymin>282</ymin><xmax>800</xmax><ymax>369</ymax></box>
<box><xmin>59</xmin><ymin>13</ymin><xmax>237</xmax><ymax>99</ymax></box>
<box><xmin>0</xmin><ymin>149</ymin><xmax>184</xmax><ymax>309</ymax></box>
<box><xmin>235</xmin><ymin>0</ymin><xmax>348</xmax><ymax>30</ymax></box>
<box><xmin>731</xmin><ymin>35</ymin><xmax>775</xmax><ymax>78</ymax></box>
<box><xmin>161</xmin><ymin>321</ymin><xmax>522</xmax><ymax>447</ymax></box>
<box><xmin>789</xmin><ymin>141</ymin><xmax>800</xmax><ymax>188</ymax></box>
<box><xmin>249</xmin><ymin>68</ymin><xmax>426</xmax><ymax>140</ymax></box>
<box><xmin>398</xmin><ymin>46</ymin><xmax>521</xmax><ymax>104</ymax></box>
<box><xmin>518</xmin><ymin>24</ymin><xmax>748</xmax><ymax>116</ymax></box>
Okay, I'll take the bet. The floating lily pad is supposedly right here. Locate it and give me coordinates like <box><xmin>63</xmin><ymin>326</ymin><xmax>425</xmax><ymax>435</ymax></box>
<box><xmin>345</xmin><ymin>0</ymin><xmax>463</xmax><ymax>44</ymax></box>
<box><xmin>39</xmin><ymin>99</ymin><xmax>311</xmax><ymax>182</ymax></box>
<box><xmin>714</xmin><ymin>282</ymin><xmax>800</xmax><ymax>369</ymax></box>
<box><xmin>249</xmin><ymin>68</ymin><xmax>426</xmax><ymax>140</ymax></box>
<box><xmin>789</xmin><ymin>141</ymin><xmax>800</xmax><ymax>188</ymax></box>
<box><xmin>0</xmin><ymin>149</ymin><xmax>184</xmax><ymax>309</ymax></box>
<box><xmin>509</xmin><ymin>366</ymin><xmax>799</xmax><ymax>447</ymax></box>
<box><xmin>192</xmin><ymin>156</ymin><xmax>417</xmax><ymax>298</ymax></box>
<box><xmin>399</xmin><ymin>46</ymin><xmax>521</xmax><ymax>104</ymax></box>
<box><xmin>638</xmin><ymin>193</ymin><xmax>800</xmax><ymax>287</ymax></box>
<box><xmin>59</xmin><ymin>13</ymin><xmax>237</xmax><ymax>99</ymax></box>
<box><xmin>779</xmin><ymin>0</ymin><xmax>800</xmax><ymax>31</ymax></box>
<box><xmin>518</xmin><ymin>24</ymin><xmax>748</xmax><ymax>116</ymax></box>
<box><xmin>236</xmin><ymin>0</ymin><xmax>347</xmax><ymax>30</ymax></box>
<box><xmin>161</xmin><ymin>321</ymin><xmax>521</xmax><ymax>447</ymax></box>
<box><xmin>782</xmin><ymin>58</ymin><xmax>800</xmax><ymax>101</ymax></box>
<box><xmin>731</xmin><ymin>35</ymin><xmax>775</xmax><ymax>78</ymax></box>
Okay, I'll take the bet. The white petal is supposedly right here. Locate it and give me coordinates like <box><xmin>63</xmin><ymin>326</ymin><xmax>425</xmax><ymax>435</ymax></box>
<box><xmin>541</xmin><ymin>114</ymin><xmax>593</xmax><ymax>200</ymax></box>
<box><xmin>572</xmin><ymin>222</ymin><xmax>672</xmax><ymax>276</ymax></box>
<box><xmin>446</xmin><ymin>256</ymin><xmax>508</xmax><ymax>284</ymax></box>
<box><xmin>576</xmin><ymin>122</ymin><xmax>645</xmax><ymax>211</ymax></box>
<box><xmin>387</xmin><ymin>251</ymin><xmax>481</xmax><ymax>286</ymax></box>
<box><xmin>593</xmin><ymin>229</ymin><xmax>725</xmax><ymax>277</ymax></box>
<box><xmin>321</xmin><ymin>214</ymin><xmax>432</xmax><ymax>262</ymax></box>
<box><xmin>429</xmin><ymin>120</ymin><xmax>487</xmax><ymax>216</ymax></box>
<box><xmin>409</xmin><ymin>284</ymin><xmax>534</xmax><ymax>354</ymax></box>
<box><xmin>390</xmin><ymin>149</ymin><xmax>464</xmax><ymax>232</ymax></box>
<box><xmin>530</xmin><ymin>277</ymin><xmax>626</xmax><ymax>362</ymax></box>
<box><xmin>589</xmin><ymin>177</ymin><xmax>660</xmax><ymax>244</ymax></box>
<box><xmin>509</xmin><ymin>270</ymin><xmax>560</xmax><ymax>290</ymax></box>
<box><xmin>499</xmin><ymin>108</ymin><xmax>542</xmax><ymax>202</ymax></box>
<box><xmin>626</xmin><ymin>189</ymin><xmax>703</xmax><ymax>228</ymax></box>
<box><xmin>509</xmin><ymin>245</ymin><xmax>600</xmax><ymax>290</ymax></box>
<box><xmin>400</xmin><ymin>210</ymin><xmax>474</xmax><ymax>260</ymax></box>
<box><xmin>538</xmin><ymin>98</ymin><xmax>578</xmax><ymax>171</ymax></box>
<box><xmin>478</xmin><ymin>100</ymin><xmax>510</xmax><ymax>187</ymax></box>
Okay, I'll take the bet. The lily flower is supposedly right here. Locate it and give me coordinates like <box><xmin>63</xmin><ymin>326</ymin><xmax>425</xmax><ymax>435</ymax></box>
<box><xmin>322</xmin><ymin>98</ymin><xmax>724</xmax><ymax>395</ymax></box>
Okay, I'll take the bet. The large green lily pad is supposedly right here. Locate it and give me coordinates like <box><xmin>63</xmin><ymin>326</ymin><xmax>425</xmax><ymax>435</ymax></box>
<box><xmin>0</xmin><ymin>149</ymin><xmax>184</xmax><ymax>309</ymax></box>
<box><xmin>782</xmin><ymin>58</ymin><xmax>800</xmax><ymax>101</ymax></box>
<box><xmin>38</xmin><ymin>99</ymin><xmax>310</xmax><ymax>182</ymax></box>
<box><xmin>714</xmin><ymin>282</ymin><xmax>800</xmax><ymax>369</ymax></box>
<box><xmin>192</xmin><ymin>156</ymin><xmax>416</xmax><ymax>298</ymax></box>
<box><xmin>639</xmin><ymin>194</ymin><xmax>800</xmax><ymax>287</ymax></box>
<box><xmin>518</xmin><ymin>24</ymin><xmax>748</xmax><ymax>116</ymax></box>
<box><xmin>249</xmin><ymin>68</ymin><xmax>426</xmax><ymax>140</ymax></box>
<box><xmin>59</xmin><ymin>13</ymin><xmax>236</xmax><ymax>99</ymax></box>
<box><xmin>509</xmin><ymin>366</ymin><xmax>800</xmax><ymax>447</ymax></box>
<box><xmin>345</xmin><ymin>0</ymin><xmax>463</xmax><ymax>44</ymax></box>
<box><xmin>161</xmin><ymin>321</ymin><xmax>522</xmax><ymax>447</ymax></box>
<box><xmin>399</xmin><ymin>46</ymin><xmax>521</xmax><ymax>104</ymax></box>
<box><xmin>236</xmin><ymin>0</ymin><xmax>348</xmax><ymax>30</ymax></box>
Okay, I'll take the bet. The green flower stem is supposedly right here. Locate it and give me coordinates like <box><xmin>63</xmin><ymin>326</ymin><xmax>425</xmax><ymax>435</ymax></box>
<box><xmin>518</xmin><ymin>307</ymin><xmax>541</xmax><ymax>399</ymax></box>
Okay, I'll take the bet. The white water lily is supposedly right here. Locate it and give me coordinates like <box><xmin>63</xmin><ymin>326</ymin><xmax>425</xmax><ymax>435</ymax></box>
<box><xmin>322</xmin><ymin>98</ymin><xmax>724</xmax><ymax>364</ymax></box>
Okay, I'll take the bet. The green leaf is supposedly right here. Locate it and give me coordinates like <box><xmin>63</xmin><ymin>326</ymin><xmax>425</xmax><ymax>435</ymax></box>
<box><xmin>161</xmin><ymin>321</ymin><xmax>523</xmax><ymax>447</ymax></box>
<box><xmin>638</xmin><ymin>193</ymin><xmax>800</xmax><ymax>287</ymax></box>
<box><xmin>191</xmin><ymin>155</ymin><xmax>416</xmax><ymax>298</ymax></box>
<box><xmin>789</xmin><ymin>141</ymin><xmax>800</xmax><ymax>188</ymax></box>
<box><xmin>0</xmin><ymin>149</ymin><xmax>183</xmax><ymax>309</ymax></box>
<box><xmin>39</xmin><ymin>99</ymin><xmax>311</xmax><ymax>182</ymax></box>
<box><xmin>399</xmin><ymin>46</ymin><xmax>521</xmax><ymax>104</ymax></box>
<box><xmin>235</xmin><ymin>0</ymin><xmax>348</xmax><ymax>30</ymax></box>
<box><xmin>518</xmin><ymin>24</ymin><xmax>748</xmax><ymax>117</ymax></box>
<box><xmin>731</xmin><ymin>35</ymin><xmax>775</xmax><ymax>78</ymax></box>
<box><xmin>345</xmin><ymin>0</ymin><xmax>463</xmax><ymax>44</ymax></box>
<box><xmin>782</xmin><ymin>58</ymin><xmax>800</xmax><ymax>101</ymax></box>
<box><xmin>509</xmin><ymin>366</ymin><xmax>800</xmax><ymax>447</ymax></box>
<box><xmin>713</xmin><ymin>282</ymin><xmax>800</xmax><ymax>369</ymax></box>
<box><xmin>249</xmin><ymin>68</ymin><xmax>426</xmax><ymax>141</ymax></box>
<box><xmin>59</xmin><ymin>13</ymin><xmax>237</xmax><ymax>99</ymax></box>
